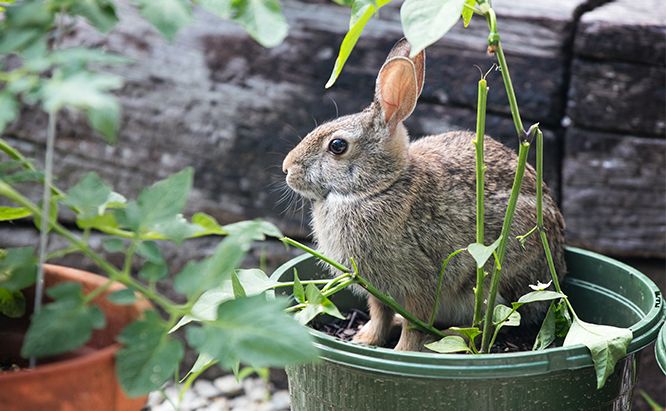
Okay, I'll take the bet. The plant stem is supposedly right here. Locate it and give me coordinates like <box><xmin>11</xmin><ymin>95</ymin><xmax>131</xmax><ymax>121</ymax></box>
<box><xmin>31</xmin><ymin>110</ymin><xmax>57</xmax><ymax>368</ymax></box>
<box><xmin>535</xmin><ymin>128</ymin><xmax>563</xmax><ymax>294</ymax></box>
<box><xmin>471</xmin><ymin>77</ymin><xmax>488</xmax><ymax>328</ymax></box>
<box><xmin>429</xmin><ymin>247</ymin><xmax>466</xmax><ymax>327</ymax></box>
<box><xmin>281</xmin><ymin>237</ymin><xmax>350</xmax><ymax>273</ymax></box>
<box><xmin>283</xmin><ymin>236</ymin><xmax>446</xmax><ymax>338</ymax></box>
<box><xmin>323</xmin><ymin>278</ymin><xmax>354</xmax><ymax>297</ymax></box>
<box><xmin>485</xmin><ymin>10</ymin><xmax>524</xmax><ymax>139</ymax></box>
<box><xmin>477</xmin><ymin>7</ymin><xmax>531</xmax><ymax>353</ymax></box>
<box><xmin>353</xmin><ymin>274</ymin><xmax>446</xmax><ymax>338</ymax></box>
<box><xmin>480</xmin><ymin>141</ymin><xmax>530</xmax><ymax>352</ymax></box>
<box><xmin>271</xmin><ymin>279</ymin><xmax>339</xmax><ymax>289</ymax></box>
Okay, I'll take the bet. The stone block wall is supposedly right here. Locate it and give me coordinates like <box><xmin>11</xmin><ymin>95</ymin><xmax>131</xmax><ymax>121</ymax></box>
<box><xmin>2</xmin><ymin>0</ymin><xmax>665</xmax><ymax>262</ymax></box>
<box><xmin>563</xmin><ymin>0</ymin><xmax>666</xmax><ymax>257</ymax></box>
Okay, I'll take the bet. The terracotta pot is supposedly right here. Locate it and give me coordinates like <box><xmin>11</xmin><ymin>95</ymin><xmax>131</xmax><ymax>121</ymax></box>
<box><xmin>0</xmin><ymin>264</ymin><xmax>150</xmax><ymax>411</ymax></box>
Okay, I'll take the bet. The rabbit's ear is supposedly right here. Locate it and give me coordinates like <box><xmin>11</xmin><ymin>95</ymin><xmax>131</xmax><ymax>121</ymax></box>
<box><xmin>375</xmin><ymin>56</ymin><xmax>419</xmax><ymax>125</ymax></box>
<box><xmin>385</xmin><ymin>38</ymin><xmax>425</xmax><ymax>96</ymax></box>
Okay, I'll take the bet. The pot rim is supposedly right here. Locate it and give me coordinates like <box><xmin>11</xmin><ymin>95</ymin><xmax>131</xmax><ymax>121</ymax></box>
<box><xmin>275</xmin><ymin>247</ymin><xmax>665</xmax><ymax>379</ymax></box>
<box><xmin>657</xmin><ymin>321</ymin><xmax>666</xmax><ymax>375</ymax></box>
<box><xmin>0</xmin><ymin>264</ymin><xmax>146</xmax><ymax>381</ymax></box>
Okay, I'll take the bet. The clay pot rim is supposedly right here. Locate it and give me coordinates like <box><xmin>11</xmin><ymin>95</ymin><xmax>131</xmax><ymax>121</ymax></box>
<box><xmin>0</xmin><ymin>344</ymin><xmax>120</xmax><ymax>381</ymax></box>
<box><xmin>0</xmin><ymin>264</ymin><xmax>148</xmax><ymax>381</ymax></box>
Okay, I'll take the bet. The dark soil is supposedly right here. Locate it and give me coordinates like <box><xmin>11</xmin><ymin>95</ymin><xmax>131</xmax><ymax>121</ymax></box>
<box><xmin>313</xmin><ymin>309</ymin><xmax>549</xmax><ymax>353</ymax></box>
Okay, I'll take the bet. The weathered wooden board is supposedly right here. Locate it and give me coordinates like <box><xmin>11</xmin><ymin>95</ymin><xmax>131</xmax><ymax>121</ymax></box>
<box><xmin>575</xmin><ymin>0</ymin><xmax>666</xmax><ymax>65</ymax></box>
<box><xmin>567</xmin><ymin>59</ymin><xmax>666</xmax><ymax>137</ymax></box>
<box><xmin>562</xmin><ymin>127</ymin><xmax>666</xmax><ymax>257</ymax></box>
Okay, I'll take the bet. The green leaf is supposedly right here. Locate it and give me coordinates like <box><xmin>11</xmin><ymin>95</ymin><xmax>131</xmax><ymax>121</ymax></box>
<box><xmin>467</xmin><ymin>238</ymin><xmax>500</xmax><ymax>269</ymax></box>
<box><xmin>189</xmin><ymin>352</ymin><xmax>217</xmax><ymax>376</ymax></box>
<box><xmin>152</xmin><ymin>215</ymin><xmax>199</xmax><ymax>244</ymax></box>
<box><xmin>516</xmin><ymin>290</ymin><xmax>566</xmax><ymax>305</ymax></box>
<box><xmin>172</xmin><ymin>234</ymin><xmax>247</xmax><ymax>298</ymax></box>
<box><xmin>172</xmin><ymin>268</ymin><xmax>276</xmax><ymax>330</ymax></box>
<box><xmin>492</xmin><ymin>304</ymin><xmax>520</xmax><ymax>327</ymax></box>
<box><xmin>191</xmin><ymin>212</ymin><xmax>227</xmax><ymax>236</ymax></box>
<box><xmin>135</xmin><ymin>168</ymin><xmax>192</xmax><ymax>228</ymax></box>
<box><xmin>563</xmin><ymin>317</ymin><xmax>632</xmax><ymax>388</ymax></box>
<box><xmin>532</xmin><ymin>300</ymin><xmax>571</xmax><ymax>351</ymax></box>
<box><xmin>349</xmin><ymin>0</ymin><xmax>377</xmax><ymax>28</ymax></box>
<box><xmin>554</xmin><ymin>300</ymin><xmax>572</xmax><ymax>338</ymax></box>
<box><xmin>117</xmin><ymin>168</ymin><xmax>193</xmax><ymax>242</ymax></box>
<box><xmin>32</xmin><ymin>194</ymin><xmax>59</xmax><ymax>234</ymax></box>
<box><xmin>231</xmin><ymin>271</ymin><xmax>247</xmax><ymax>298</ymax></box>
<box><xmin>65</xmin><ymin>172</ymin><xmax>115</xmax><ymax>224</ymax></box>
<box><xmin>4</xmin><ymin>0</ymin><xmax>53</xmax><ymax>27</ymax></box>
<box><xmin>186</xmin><ymin>295</ymin><xmax>317</xmax><ymax>368</ymax></box>
<box><xmin>42</xmin><ymin>71</ymin><xmax>122</xmax><ymax>113</ymax></box>
<box><xmin>0</xmin><ymin>247</ymin><xmax>37</xmax><ymax>291</ymax></box>
<box><xmin>461</xmin><ymin>0</ymin><xmax>475</xmax><ymax>28</ymax></box>
<box><xmin>49</xmin><ymin>48</ymin><xmax>130</xmax><ymax>67</ymax></box>
<box><xmin>425</xmin><ymin>335</ymin><xmax>471</xmax><ymax>353</ymax></box>
<box><xmin>202</xmin><ymin>0</ymin><xmax>288</xmax><ymax>48</ymax></box>
<box><xmin>294</xmin><ymin>284</ymin><xmax>344</xmax><ymax>325</ymax></box>
<box><xmin>292</xmin><ymin>269</ymin><xmax>305</xmax><ymax>303</ymax></box>
<box><xmin>70</xmin><ymin>0</ymin><xmax>119</xmax><ymax>33</ymax></box>
<box><xmin>0</xmin><ymin>288</ymin><xmax>26</xmax><ymax>318</ymax></box>
<box><xmin>533</xmin><ymin>301</ymin><xmax>557</xmax><ymax>351</ymax></box>
<box><xmin>0</xmin><ymin>206</ymin><xmax>31</xmax><ymax>221</ymax></box>
<box><xmin>401</xmin><ymin>0</ymin><xmax>466</xmax><ymax>57</ymax></box>
<box><xmin>87</xmin><ymin>100</ymin><xmax>120</xmax><ymax>144</ymax></box>
<box><xmin>116</xmin><ymin>311</ymin><xmax>184</xmax><ymax>396</ymax></box>
<box><xmin>138</xmin><ymin>262</ymin><xmax>168</xmax><ymax>282</ymax></box>
<box><xmin>448</xmin><ymin>326</ymin><xmax>480</xmax><ymax>342</ymax></box>
<box><xmin>222</xmin><ymin>219</ymin><xmax>282</xmax><ymax>241</ymax></box>
<box><xmin>102</xmin><ymin>238</ymin><xmax>125</xmax><ymax>253</ymax></box>
<box><xmin>136</xmin><ymin>0</ymin><xmax>192</xmax><ymax>40</ymax></box>
<box><xmin>0</xmin><ymin>92</ymin><xmax>19</xmax><ymax>133</ymax></box>
<box><xmin>325</xmin><ymin>0</ymin><xmax>391</xmax><ymax>88</ymax></box>
<box><xmin>136</xmin><ymin>241</ymin><xmax>164</xmax><ymax>264</ymax></box>
<box><xmin>107</xmin><ymin>288</ymin><xmax>137</xmax><ymax>305</ymax></box>
<box><xmin>21</xmin><ymin>282</ymin><xmax>106</xmax><ymax>357</ymax></box>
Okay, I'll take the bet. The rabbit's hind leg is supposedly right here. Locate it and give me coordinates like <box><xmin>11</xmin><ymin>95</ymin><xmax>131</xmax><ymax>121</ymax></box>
<box><xmin>353</xmin><ymin>295</ymin><xmax>395</xmax><ymax>347</ymax></box>
<box><xmin>394</xmin><ymin>296</ymin><xmax>430</xmax><ymax>352</ymax></box>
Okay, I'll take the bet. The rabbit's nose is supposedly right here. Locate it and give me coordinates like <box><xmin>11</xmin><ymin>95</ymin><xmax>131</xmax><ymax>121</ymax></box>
<box><xmin>282</xmin><ymin>154</ymin><xmax>293</xmax><ymax>174</ymax></box>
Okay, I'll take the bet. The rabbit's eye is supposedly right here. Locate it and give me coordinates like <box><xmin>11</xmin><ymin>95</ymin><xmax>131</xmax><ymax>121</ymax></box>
<box><xmin>328</xmin><ymin>138</ymin><xmax>348</xmax><ymax>155</ymax></box>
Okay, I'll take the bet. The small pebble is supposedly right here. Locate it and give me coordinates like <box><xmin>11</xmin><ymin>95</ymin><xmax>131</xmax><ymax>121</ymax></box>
<box><xmin>180</xmin><ymin>389</ymin><xmax>207</xmax><ymax>410</ymax></box>
<box><xmin>194</xmin><ymin>379</ymin><xmax>220</xmax><ymax>398</ymax></box>
<box><xmin>147</xmin><ymin>391</ymin><xmax>164</xmax><ymax>407</ymax></box>
<box><xmin>271</xmin><ymin>390</ymin><xmax>291</xmax><ymax>410</ymax></box>
<box><xmin>201</xmin><ymin>398</ymin><xmax>230</xmax><ymax>411</ymax></box>
<box><xmin>214</xmin><ymin>375</ymin><xmax>244</xmax><ymax>397</ymax></box>
<box><xmin>147</xmin><ymin>376</ymin><xmax>292</xmax><ymax>411</ymax></box>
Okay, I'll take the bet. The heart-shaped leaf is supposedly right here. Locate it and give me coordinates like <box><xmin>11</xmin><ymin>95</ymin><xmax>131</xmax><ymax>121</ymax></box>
<box><xmin>425</xmin><ymin>335</ymin><xmax>471</xmax><ymax>353</ymax></box>
<box><xmin>467</xmin><ymin>238</ymin><xmax>500</xmax><ymax>269</ymax></box>
<box><xmin>563</xmin><ymin>317</ymin><xmax>632</xmax><ymax>388</ymax></box>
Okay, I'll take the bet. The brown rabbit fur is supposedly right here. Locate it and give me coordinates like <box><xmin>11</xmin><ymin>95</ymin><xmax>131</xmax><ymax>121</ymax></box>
<box><xmin>282</xmin><ymin>39</ymin><xmax>566</xmax><ymax>352</ymax></box>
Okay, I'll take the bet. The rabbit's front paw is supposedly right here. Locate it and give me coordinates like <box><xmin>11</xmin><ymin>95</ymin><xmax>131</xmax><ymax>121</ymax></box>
<box><xmin>353</xmin><ymin>320</ymin><xmax>388</xmax><ymax>347</ymax></box>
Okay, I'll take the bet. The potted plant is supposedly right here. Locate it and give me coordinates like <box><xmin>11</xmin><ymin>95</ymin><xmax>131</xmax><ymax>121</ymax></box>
<box><xmin>0</xmin><ymin>1</ymin><xmax>315</xmax><ymax>410</ymax></box>
<box><xmin>268</xmin><ymin>0</ymin><xmax>665</xmax><ymax>409</ymax></box>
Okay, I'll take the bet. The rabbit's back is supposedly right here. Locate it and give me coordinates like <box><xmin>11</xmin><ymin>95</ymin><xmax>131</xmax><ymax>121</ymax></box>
<box><xmin>407</xmin><ymin>131</ymin><xmax>566</xmax><ymax>322</ymax></box>
<box><xmin>312</xmin><ymin>130</ymin><xmax>566</xmax><ymax>327</ymax></box>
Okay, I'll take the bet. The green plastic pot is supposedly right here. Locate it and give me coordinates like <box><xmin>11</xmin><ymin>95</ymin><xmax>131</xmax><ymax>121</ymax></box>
<box><xmin>274</xmin><ymin>247</ymin><xmax>665</xmax><ymax>411</ymax></box>
<box><xmin>657</xmin><ymin>322</ymin><xmax>666</xmax><ymax>375</ymax></box>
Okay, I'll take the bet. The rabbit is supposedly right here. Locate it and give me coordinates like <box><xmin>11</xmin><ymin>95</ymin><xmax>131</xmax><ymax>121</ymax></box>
<box><xmin>282</xmin><ymin>38</ymin><xmax>566</xmax><ymax>352</ymax></box>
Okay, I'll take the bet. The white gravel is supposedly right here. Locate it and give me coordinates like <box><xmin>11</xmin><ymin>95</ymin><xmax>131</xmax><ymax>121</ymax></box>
<box><xmin>145</xmin><ymin>377</ymin><xmax>290</xmax><ymax>411</ymax></box>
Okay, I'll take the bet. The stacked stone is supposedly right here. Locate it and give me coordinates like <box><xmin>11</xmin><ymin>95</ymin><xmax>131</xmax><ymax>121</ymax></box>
<box><xmin>563</xmin><ymin>0</ymin><xmax>666</xmax><ymax>257</ymax></box>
